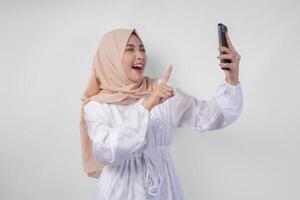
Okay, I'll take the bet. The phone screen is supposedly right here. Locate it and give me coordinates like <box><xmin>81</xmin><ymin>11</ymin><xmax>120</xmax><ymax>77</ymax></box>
<box><xmin>218</xmin><ymin>23</ymin><xmax>231</xmax><ymax>70</ymax></box>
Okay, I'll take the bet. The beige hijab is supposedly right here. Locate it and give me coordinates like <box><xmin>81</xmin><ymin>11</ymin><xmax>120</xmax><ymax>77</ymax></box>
<box><xmin>79</xmin><ymin>28</ymin><xmax>159</xmax><ymax>178</ymax></box>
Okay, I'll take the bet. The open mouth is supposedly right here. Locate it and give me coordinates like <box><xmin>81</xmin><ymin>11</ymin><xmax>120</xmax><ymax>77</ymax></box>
<box><xmin>131</xmin><ymin>64</ymin><xmax>144</xmax><ymax>73</ymax></box>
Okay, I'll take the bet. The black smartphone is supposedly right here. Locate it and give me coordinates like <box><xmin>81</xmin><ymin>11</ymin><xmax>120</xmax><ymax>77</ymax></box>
<box><xmin>218</xmin><ymin>23</ymin><xmax>231</xmax><ymax>71</ymax></box>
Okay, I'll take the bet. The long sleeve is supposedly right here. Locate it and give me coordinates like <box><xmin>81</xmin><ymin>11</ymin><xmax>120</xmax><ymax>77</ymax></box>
<box><xmin>169</xmin><ymin>80</ymin><xmax>243</xmax><ymax>132</ymax></box>
<box><xmin>83</xmin><ymin>101</ymin><xmax>151</xmax><ymax>166</ymax></box>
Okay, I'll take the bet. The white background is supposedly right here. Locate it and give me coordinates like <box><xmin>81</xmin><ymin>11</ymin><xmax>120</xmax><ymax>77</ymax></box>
<box><xmin>1</xmin><ymin>0</ymin><xmax>299</xmax><ymax>199</ymax></box>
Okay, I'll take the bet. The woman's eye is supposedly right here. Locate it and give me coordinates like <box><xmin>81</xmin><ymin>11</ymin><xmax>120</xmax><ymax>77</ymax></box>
<box><xmin>125</xmin><ymin>48</ymin><xmax>146</xmax><ymax>52</ymax></box>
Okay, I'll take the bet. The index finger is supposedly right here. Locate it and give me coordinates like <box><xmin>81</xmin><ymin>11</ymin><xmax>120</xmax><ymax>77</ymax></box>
<box><xmin>161</xmin><ymin>64</ymin><xmax>172</xmax><ymax>84</ymax></box>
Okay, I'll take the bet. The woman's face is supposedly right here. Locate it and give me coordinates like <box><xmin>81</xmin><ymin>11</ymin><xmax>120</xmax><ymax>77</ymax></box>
<box><xmin>122</xmin><ymin>33</ymin><xmax>147</xmax><ymax>83</ymax></box>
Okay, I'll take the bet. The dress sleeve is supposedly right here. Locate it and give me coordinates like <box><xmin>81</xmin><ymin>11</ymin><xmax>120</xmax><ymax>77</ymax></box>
<box><xmin>169</xmin><ymin>80</ymin><xmax>243</xmax><ymax>132</ymax></box>
<box><xmin>83</xmin><ymin>101</ymin><xmax>151</xmax><ymax>166</ymax></box>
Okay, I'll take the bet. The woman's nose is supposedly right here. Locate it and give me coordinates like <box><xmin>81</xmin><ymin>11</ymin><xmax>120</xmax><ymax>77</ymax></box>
<box><xmin>135</xmin><ymin>50</ymin><xmax>145</xmax><ymax>59</ymax></box>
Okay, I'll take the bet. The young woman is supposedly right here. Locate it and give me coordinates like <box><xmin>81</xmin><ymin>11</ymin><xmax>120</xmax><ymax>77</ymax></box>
<box><xmin>79</xmin><ymin>28</ymin><xmax>243</xmax><ymax>199</ymax></box>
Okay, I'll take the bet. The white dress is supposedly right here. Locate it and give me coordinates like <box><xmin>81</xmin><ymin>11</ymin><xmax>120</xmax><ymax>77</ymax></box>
<box><xmin>83</xmin><ymin>80</ymin><xmax>243</xmax><ymax>200</ymax></box>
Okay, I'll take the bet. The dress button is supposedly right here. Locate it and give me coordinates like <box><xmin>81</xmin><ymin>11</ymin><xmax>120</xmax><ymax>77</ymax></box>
<box><xmin>151</xmin><ymin>118</ymin><xmax>162</xmax><ymax>134</ymax></box>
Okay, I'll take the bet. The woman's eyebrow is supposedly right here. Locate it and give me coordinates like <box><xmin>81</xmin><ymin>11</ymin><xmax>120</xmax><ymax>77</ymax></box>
<box><xmin>126</xmin><ymin>44</ymin><xmax>144</xmax><ymax>47</ymax></box>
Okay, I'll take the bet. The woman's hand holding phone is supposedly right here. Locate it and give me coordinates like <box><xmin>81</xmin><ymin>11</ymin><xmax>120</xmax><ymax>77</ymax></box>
<box><xmin>217</xmin><ymin>23</ymin><xmax>241</xmax><ymax>85</ymax></box>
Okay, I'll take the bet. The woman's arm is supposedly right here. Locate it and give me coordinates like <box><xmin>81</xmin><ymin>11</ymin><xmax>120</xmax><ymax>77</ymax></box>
<box><xmin>83</xmin><ymin>101</ymin><xmax>150</xmax><ymax>166</ymax></box>
<box><xmin>169</xmin><ymin>80</ymin><xmax>243</xmax><ymax>132</ymax></box>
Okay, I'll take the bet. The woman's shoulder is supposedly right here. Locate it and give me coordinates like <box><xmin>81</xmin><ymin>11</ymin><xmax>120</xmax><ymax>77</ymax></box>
<box><xmin>84</xmin><ymin>100</ymin><xmax>102</xmax><ymax>108</ymax></box>
<box><xmin>83</xmin><ymin>100</ymin><xmax>104</xmax><ymax>114</ymax></box>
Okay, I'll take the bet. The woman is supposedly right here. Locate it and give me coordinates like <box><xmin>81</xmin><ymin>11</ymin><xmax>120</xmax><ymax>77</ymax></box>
<box><xmin>79</xmin><ymin>28</ymin><xmax>243</xmax><ymax>199</ymax></box>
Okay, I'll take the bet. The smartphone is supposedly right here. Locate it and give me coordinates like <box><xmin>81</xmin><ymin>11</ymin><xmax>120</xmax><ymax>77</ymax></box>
<box><xmin>218</xmin><ymin>23</ymin><xmax>230</xmax><ymax>71</ymax></box>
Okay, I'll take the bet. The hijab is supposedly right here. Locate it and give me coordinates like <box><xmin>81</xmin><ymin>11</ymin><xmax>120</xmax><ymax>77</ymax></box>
<box><xmin>79</xmin><ymin>28</ymin><xmax>159</xmax><ymax>178</ymax></box>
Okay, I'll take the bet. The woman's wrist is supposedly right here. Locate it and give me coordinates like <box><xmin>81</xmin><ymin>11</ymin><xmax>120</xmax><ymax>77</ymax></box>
<box><xmin>142</xmin><ymin>98</ymin><xmax>155</xmax><ymax>111</ymax></box>
<box><xmin>225</xmin><ymin>78</ymin><xmax>240</xmax><ymax>86</ymax></box>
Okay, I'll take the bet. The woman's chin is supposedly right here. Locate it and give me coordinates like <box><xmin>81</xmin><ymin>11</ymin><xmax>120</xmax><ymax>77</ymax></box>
<box><xmin>130</xmin><ymin>76</ymin><xmax>144</xmax><ymax>83</ymax></box>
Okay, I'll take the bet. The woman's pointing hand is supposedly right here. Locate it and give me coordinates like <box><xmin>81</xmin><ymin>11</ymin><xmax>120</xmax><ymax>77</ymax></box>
<box><xmin>142</xmin><ymin>65</ymin><xmax>175</xmax><ymax>111</ymax></box>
